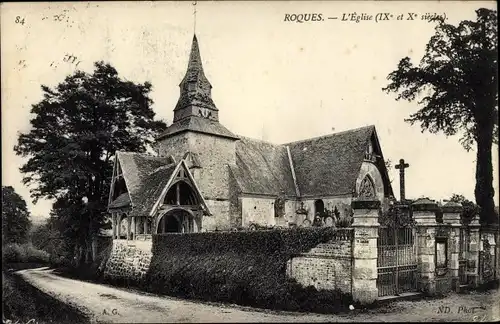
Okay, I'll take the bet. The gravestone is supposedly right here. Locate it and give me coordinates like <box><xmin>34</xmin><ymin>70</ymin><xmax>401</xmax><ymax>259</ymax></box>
<box><xmin>324</xmin><ymin>216</ymin><xmax>334</xmax><ymax>227</ymax></box>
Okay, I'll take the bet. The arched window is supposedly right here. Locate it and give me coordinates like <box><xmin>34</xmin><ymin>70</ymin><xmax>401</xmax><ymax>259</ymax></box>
<box><xmin>358</xmin><ymin>175</ymin><xmax>376</xmax><ymax>199</ymax></box>
<box><xmin>274</xmin><ymin>197</ymin><xmax>285</xmax><ymax>218</ymax></box>
<box><xmin>314</xmin><ymin>199</ymin><xmax>325</xmax><ymax>216</ymax></box>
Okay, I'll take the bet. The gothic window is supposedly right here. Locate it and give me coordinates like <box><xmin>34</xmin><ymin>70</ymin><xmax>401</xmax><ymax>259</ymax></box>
<box><xmin>358</xmin><ymin>176</ymin><xmax>376</xmax><ymax>199</ymax></box>
<box><xmin>314</xmin><ymin>199</ymin><xmax>325</xmax><ymax>217</ymax></box>
<box><xmin>274</xmin><ymin>196</ymin><xmax>285</xmax><ymax>218</ymax></box>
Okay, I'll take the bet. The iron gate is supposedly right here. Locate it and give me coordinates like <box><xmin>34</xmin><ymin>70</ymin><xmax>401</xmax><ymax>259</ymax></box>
<box><xmin>458</xmin><ymin>226</ymin><xmax>469</xmax><ymax>286</ymax></box>
<box><xmin>377</xmin><ymin>206</ymin><xmax>418</xmax><ymax>297</ymax></box>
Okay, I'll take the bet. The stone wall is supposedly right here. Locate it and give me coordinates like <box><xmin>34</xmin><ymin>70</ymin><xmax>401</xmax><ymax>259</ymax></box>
<box><xmin>241</xmin><ymin>196</ymin><xmax>276</xmax><ymax>227</ymax></box>
<box><xmin>203</xmin><ymin>199</ymin><xmax>231</xmax><ymax>230</ymax></box>
<box><xmin>479</xmin><ymin>229</ymin><xmax>498</xmax><ymax>285</ymax></box>
<box><xmin>156</xmin><ymin>132</ymin><xmax>190</xmax><ymax>162</ymax></box>
<box><xmin>286</xmin><ymin>235</ymin><xmax>353</xmax><ymax>294</ymax></box>
<box><xmin>187</xmin><ymin>132</ymin><xmax>236</xmax><ymax>200</ymax></box>
<box><xmin>104</xmin><ymin>240</ymin><xmax>153</xmax><ymax>282</ymax></box>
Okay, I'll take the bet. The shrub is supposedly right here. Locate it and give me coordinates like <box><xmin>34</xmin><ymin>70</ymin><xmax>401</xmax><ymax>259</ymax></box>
<box><xmin>3</xmin><ymin>244</ymin><xmax>25</xmax><ymax>264</ymax></box>
<box><xmin>143</xmin><ymin>227</ymin><xmax>355</xmax><ymax>313</ymax></box>
<box><xmin>2</xmin><ymin>243</ymin><xmax>50</xmax><ymax>264</ymax></box>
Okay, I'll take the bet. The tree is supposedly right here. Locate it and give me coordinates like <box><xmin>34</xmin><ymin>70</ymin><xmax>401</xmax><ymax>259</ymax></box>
<box><xmin>15</xmin><ymin>61</ymin><xmax>167</xmax><ymax>266</ymax></box>
<box><xmin>30</xmin><ymin>215</ymin><xmax>73</xmax><ymax>266</ymax></box>
<box><xmin>383</xmin><ymin>9</ymin><xmax>498</xmax><ymax>224</ymax></box>
<box><xmin>2</xmin><ymin>186</ymin><xmax>32</xmax><ymax>244</ymax></box>
<box><xmin>449</xmin><ymin>193</ymin><xmax>487</xmax><ymax>224</ymax></box>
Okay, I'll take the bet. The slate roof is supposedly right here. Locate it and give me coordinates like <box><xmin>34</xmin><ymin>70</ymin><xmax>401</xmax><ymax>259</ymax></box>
<box><xmin>174</xmin><ymin>35</ymin><xmax>217</xmax><ymax>113</ymax></box>
<box><xmin>110</xmin><ymin>152</ymin><xmax>176</xmax><ymax>216</ymax></box>
<box><xmin>115</xmin><ymin>151</ymin><xmax>172</xmax><ymax>194</ymax></box>
<box><xmin>179</xmin><ymin>35</ymin><xmax>213</xmax><ymax>91</ymax></box>
<box><xmin>157</xmin><ymin>115</ymin><xmax>239</xmax><ymax>140</ymax></box>
<box><xmin>285</xmin><ymin>125</ymin><xmax>376</xmax><ymax>197</ymax></box>
<box><xmin>127</xmin><ymin>164</ymin><xmax>177</xmax><ymax>217</ymax></box>
<box><xmin>108</xmin><ymin>192</ymin><xmax>131</xmax><ymax>209</ymax></box>
<box><xmin>230</xmin><ymin>137</ymin><xmax>296</xmax><ymax>197</ymax></box>
<box><xmin>110</xmin><ymin>125</ymin><xmax>390</xmax><ymax>214</ymax></box>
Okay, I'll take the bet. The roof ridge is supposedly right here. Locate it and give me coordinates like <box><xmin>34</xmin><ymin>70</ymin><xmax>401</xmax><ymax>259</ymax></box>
<box><xmin>237</xmin><ymin>135</ymin><xmax>283</xmax><ymax>147</ymax></box>
<box><xmin>117</xmin><ymin>151</ymin><xmax>164</xmax><ymax>158</ymax></box>
<box><xmin>282</xmin><ymin>125</ymin><xmax>375</xmax><ymax>146</ymax></box>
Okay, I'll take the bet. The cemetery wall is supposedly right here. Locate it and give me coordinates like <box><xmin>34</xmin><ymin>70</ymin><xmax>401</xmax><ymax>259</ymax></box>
<box><xmin>103</xmin><ymin>240</ymin><xmax>152</xmax><ymax>283</ymax></box>
<box><xmin>287</xmin><ymin>233</ymin><xmax>353</xmax><ymax>294</ymax></box>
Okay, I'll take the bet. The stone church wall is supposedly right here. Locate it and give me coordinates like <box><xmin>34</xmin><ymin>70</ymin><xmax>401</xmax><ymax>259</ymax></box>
<box><xmin>187</xmin><ymin>132</ymin><xmax>236</xmax><ymax>199</ymax></box>
<box><xmin>284</xmin><ymin>200</ymin><xmax>297</xmax><ymax>223</ymax></box>
<box><xmin>203</xmin><ymin>199</ymin><xmax>231</xmax><ymax>231</ymax></box>
<box><xmin>241</xmin><ymin>196</ymin><xmax>276</xmax><ymax>228</ymax></box>
<box><xmin>287</xmin><ymin>235</ymin><xmax>353</xmax><ymax>294</ymax></box>
<box><xmin>291</xmin><ymin>197</ymin><xmax>353</xmax><ymax>225</ymax></box>
<box><xmin>156</xmin><ymin>132</ymin><xmax>190</xmax><ymax>162</ymax></box>
<box><xmin>104</xmin><ymin>240</ymin><xmax>153</xmax><ymax>283</ymax></box>
<box><xmin>156</xmin><ymin>132</ymin><xmax>237</xmax><ymax>200</ymax></box>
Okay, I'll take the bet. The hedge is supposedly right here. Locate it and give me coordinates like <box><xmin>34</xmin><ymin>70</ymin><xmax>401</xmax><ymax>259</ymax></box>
<box><xmin>143</xmin><ymin>227</ymin><xmax>356</xmax><ymax>313</ymax></box>
<box><xmin>2</xmin><ymin>243</ymin><xmax>50</xmax><ymax>265</ymax></box>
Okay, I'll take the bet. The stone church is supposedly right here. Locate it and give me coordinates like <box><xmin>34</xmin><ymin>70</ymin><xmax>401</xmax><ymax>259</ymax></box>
<box><xmin>107</xmin><ymin>35</ymin><xmax>393</xmax><ymax>239</ymax></box>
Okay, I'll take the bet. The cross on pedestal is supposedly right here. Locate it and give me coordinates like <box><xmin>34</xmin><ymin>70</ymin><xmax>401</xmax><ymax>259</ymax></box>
<box><xmin>395</xmin><ymin>158</ymin><xmax>410</xmax><ymax>202</ymax></box>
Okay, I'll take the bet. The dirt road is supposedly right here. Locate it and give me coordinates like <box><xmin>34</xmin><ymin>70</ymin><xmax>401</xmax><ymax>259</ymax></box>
<box><xmin>17</xmin><ymin>268</ymin><xmax>500</xmax><ymax>323</ymax></box>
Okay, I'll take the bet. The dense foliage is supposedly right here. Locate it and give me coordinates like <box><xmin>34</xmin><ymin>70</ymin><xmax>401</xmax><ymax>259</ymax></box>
<box><xmin>2</xmin><ymin>186</ymin><xmax>32</xmax><ymax>245</ymax></box>
<box><xmin>449</xmin><ymin>193</ymin><xmax>483</xmax><ymax>224</ymax></box>
<box><xmin>2</xmin><ymin>243</ymin><xmax>50</xmax><ymax>265</ymax></box>
<box><xmin>14</xmin><ymin>61</ymin><xmax>167</xmax><ymax>266</ymax></box>
<box><xmin>383</xmin><ymin>9</ymin><xmax>498</xmax><ymax>225</ymax></box>
<box><xmin>139</xmin><ymin>228</ymin><xmax>357</xmax><ymax>313</ymax></box>
<box><xmin>30</xmin><ymin>217</ymin><xmax>74</xmax><ymax>267</ymax></box>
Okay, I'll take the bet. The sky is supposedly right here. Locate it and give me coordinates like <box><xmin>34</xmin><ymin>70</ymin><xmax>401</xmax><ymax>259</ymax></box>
<box><xmin>1</xmin><ymin>1</ymin><xmax>498</xmax><ymax>222</ymax></box>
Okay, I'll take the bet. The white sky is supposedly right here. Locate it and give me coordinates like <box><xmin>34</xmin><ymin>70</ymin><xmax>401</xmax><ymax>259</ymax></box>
<box><xmin>1</xmin><ymin>1</ymin><xmax>498</xmax><ymax>222</ymax></box>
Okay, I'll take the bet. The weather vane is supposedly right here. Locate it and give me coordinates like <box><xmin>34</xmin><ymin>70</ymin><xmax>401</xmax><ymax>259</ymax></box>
<box><xmin>193</xmin><ymin>1</ymin><xmax>197</xmax><ymax>34</ymax></box>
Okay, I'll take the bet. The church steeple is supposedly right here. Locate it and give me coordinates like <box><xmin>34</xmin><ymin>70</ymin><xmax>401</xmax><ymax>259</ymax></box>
<box><xmin>173</xmin><ymin>34</ymin><xmax>219</xmax><ymax>123</ymax></box>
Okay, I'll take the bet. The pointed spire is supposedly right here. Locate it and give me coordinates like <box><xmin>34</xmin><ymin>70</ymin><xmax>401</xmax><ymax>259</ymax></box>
<box><xmin>186</xmin><ymin>34</ymin><xmax>204</xmax><ymax>72</ymax></box>
<box><xmin>173</xmin><ymin>34</ymin><xmax>218</xmax><ymax>122</ymax></box>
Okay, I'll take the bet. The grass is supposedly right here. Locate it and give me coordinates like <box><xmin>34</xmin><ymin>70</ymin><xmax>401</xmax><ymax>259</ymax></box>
<box><xmin>2</xmin><ymin>271</ymin><xmax>89</xmax><ymax>324</ymax></box>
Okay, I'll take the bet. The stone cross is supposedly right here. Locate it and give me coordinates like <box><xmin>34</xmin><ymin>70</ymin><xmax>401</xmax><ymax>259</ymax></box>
<box><xmin>395</xmin><ymin>158</ymin><xmax>410</xmax><ymax>201</ymax></box>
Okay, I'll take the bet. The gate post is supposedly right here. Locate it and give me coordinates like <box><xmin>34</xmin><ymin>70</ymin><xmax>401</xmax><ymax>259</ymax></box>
<box><xmin>442</xmin><ymin>201</ymin><xmax>463</xmax><ymax>291</ymax></box>
<box><xmin>412</xmin><ymin>198</ymin><xmax>438</xmax><ymax>295</ymax></box>
<box><xmin>479</xmin><ymin>227</ymin><xmax>498</xmax><ymax>285</ymax></box>
<box><xmin>351</xmin><ymin>198</ymin><xmax>380</xmax><ymax>304</ymax></box>
<box><xmin>468</xmin><ymin>215</ymin><xmax>481</xmax><ymax>288</ymax></box>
